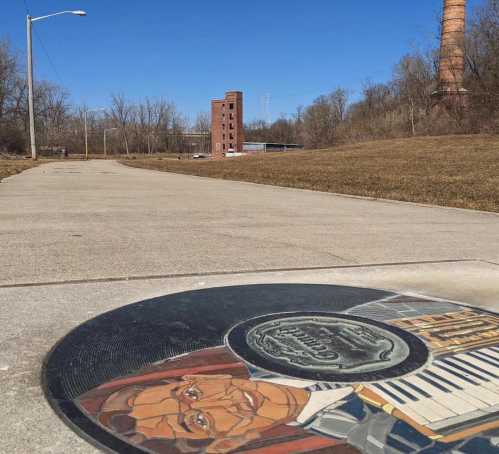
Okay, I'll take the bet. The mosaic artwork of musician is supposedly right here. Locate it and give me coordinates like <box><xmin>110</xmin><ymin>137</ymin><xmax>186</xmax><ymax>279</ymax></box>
<box><xmin>78</xmin><ymin>297</ymin><xmax>499</xmax><ymax>454</ymax></box>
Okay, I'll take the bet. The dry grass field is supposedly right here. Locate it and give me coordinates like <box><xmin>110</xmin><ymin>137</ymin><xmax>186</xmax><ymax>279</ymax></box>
<box><xmin>123</xmin><ymin>135</ymin><xmax>499</xmax><ymax>212</ymax></box>
<box><xmin>0</xmin><ymin>159</ymin><xmax>40</xmax><ymax>183</ymax></box>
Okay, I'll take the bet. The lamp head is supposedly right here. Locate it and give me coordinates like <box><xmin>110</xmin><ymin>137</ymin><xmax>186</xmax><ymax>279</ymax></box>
<box><xmin>72</xmin><ymin>10</ymin><xmax>87</xmax><ymax>16</ymax></box>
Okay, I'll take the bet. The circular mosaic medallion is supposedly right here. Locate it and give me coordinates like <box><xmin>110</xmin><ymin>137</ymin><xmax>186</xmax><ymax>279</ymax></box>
<box><xmin>227</xmin><ymin>312</ymin><xmax>427</xmax><ymax>382</ymax></box>
<box><xmin>42</xmin><ymin>284</ymin><xmax>499</xmax><ymax>454</ymax></box>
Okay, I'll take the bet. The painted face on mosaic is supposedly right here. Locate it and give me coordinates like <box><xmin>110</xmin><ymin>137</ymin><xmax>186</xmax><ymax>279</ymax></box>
<box><xmin>100</xmin><ymin>375</ymin><xmax>309</xmax><ymax>451</ymax></box>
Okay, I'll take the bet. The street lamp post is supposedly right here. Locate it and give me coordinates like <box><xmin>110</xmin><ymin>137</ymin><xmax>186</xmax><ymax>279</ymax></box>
<box><xmin>84</xmin><ymin>108</ymin><xmax>105</xmax><ymax>160</ymax></box>
<box><xmin>27</xmin><ymin>10</ymin><xmax>86</xmax><ymax>160</ymax></box>
<box><xmin>104</xmin><ymin>128</ymin><xmax>117</xmax><ymax>157</ymax></box>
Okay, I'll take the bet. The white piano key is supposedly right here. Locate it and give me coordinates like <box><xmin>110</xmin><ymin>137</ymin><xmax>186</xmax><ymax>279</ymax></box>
<box><xmin>429</xmin><ymin>364</ymin><xmax>499</xmax><ymax>406</ymax></box>
<box><xmin>407</xmin><ymin>376</ymin><xmax>462</xmax><ymax>417</ymax></box>
<box><xmin>367</xmin><ymin>384</ymin><xmax>429</xmax><ymax>426</ymax></box>
<box><xmin>482</xmin><ymin>348</ymin><xmax>499</xmax><ymax>360</ymax></box>
<box><xmin>467</xmin><ymin>352</ymin><xmax>499</xmax><ymax>373</ymax></box>
<box><xmin>419</xmin><ymin>370</ymin><xmax>484</xmax><ymax>411</ymax></box>
<box><xmin>475</xmin><ymin>349</ymin><xmax>499</xmax><ymax>365</ymax></box>
<box><xmin>479</xmin><ymin>349</ymin><xmax>499</xmax><ymax>368</ymax></box>
<box><xmin>434</xmin><ymin>360</ymin><xmax>499</xmax><ymax>399</ymax></box>
<box><xmin>460</xmin><ymin>353</ymin><xmax>499</xmax><ymax>384</ymax></box>
<box><xmin>469</xmin><ymin>351</ymin><xmax>499</xmax><ymax>370</ymax></box>
<box><xmin>390</xmin><ymin>379</ymin><xmax>455</xmax><ymax>422</ymax></box>
<box><xmin>442</xmin><ymin>357</ymin><xmax>499</xmax><ymax>392</ymax></box>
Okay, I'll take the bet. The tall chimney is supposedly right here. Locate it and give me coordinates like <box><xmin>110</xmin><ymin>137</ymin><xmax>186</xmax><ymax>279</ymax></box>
<box><xmin>437</xmin><ymin>0</ymin><xmax>467</xmax><ymax>96</ymax></box>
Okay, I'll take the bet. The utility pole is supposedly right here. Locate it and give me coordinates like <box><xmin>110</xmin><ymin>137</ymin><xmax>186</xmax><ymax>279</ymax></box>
<box><xmin>84</xmin><ymin>110</ymin><xmax>89</xmax><ymax>160</ymax></box>
<box><xmin>26</xmin><ymin>16</ymin><xmax>37</xmax><ymax>160</ymax></box>
<box><xmin>25</xmin><ymin>10</ymin><xmax>87</xmax><ymax>161</ymax></box>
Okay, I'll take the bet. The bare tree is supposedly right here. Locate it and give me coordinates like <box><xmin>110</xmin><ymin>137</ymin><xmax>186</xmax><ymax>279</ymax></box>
<box><xmin>110</xmin><ymin>94</ymin><xmax>132</xmax><ymax>155</ymax></box>
<box><xmin>302</xmin><ymin>89</ymin><xmax>348</xmax><ymax>148</ymax></box>
<box><xmin>394</xmin><ymin>52</ymin><xmax>436</xmax><ymax>136</ymax></box>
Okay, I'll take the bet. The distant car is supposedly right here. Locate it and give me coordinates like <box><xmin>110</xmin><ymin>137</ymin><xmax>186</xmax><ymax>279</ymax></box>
<box><xmin>192</xmin><ymin>154</ymin><xmax>207</xmax><ymax>159</ymax></box>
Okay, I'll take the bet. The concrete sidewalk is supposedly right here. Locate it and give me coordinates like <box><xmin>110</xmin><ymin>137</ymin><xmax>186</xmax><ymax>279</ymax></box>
<box><xmin>0</xmin><ymin>160</ymin><xmax>498</xmax><ymax>453</ymax></box>
<box><xmin>0</xmin><ymin>160</ymin><xmax>498</xmax><ymax>286</ymax></box>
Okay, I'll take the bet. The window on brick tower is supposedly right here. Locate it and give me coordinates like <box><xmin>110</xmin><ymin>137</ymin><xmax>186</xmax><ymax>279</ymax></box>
<box><xmin>229</xmin><ymin>123</ymin><xmax>234</xmax><ymax>130</ymax></box>
<box><xmin>223</xmin><ymin>134</ymin><xmax>226</xmax><ymax>140</ymax></box>
<box><xmin>229</xmin><ymin>133</ymin><xmax>234</xmax><ymax>140</ymax></box>
<box><xmin>229</xmin><ymin>103</ymin><xmax>234</xmax><ymax>110</ymax></box>
<box><xmin>222</xmin><ymin>124</ymin><xmax>225</xmax><ymax>130</ymax></box>
<box><xmin>229</xmin><ymin>113</ymin><xmax>234</xmax><ymax>120</ymax></box>
<box><xmin>229</xmin><ymin>143</ymin><xmax>234</xmax><ymax>149</ymax></box>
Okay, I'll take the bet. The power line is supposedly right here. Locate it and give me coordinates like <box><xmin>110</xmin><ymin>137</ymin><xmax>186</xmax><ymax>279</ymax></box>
<box><xmin>20</xmin><ymin>0</ymin><xmax>65</xmax><ymax>87</ymax></box>
<box><xmin>32</xmin><ymin>29</ymin><xmax>65</xmax><ymax>86</ymax></box>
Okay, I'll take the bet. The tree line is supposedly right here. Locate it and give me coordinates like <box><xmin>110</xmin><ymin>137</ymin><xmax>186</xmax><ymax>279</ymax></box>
<box><xmin>1</xmin><ymin>0</ymin><xmax>497</xmax><ymax>155</ymax></box>
<box><xmin>246</xmin><ymin>0</ymin><xmax>499</xmax><ymax>148</ymax></box>
<box><xmin>0</xmin><ymin>40</ymin><xmax>210</xmax><ymax>155</ymax></box>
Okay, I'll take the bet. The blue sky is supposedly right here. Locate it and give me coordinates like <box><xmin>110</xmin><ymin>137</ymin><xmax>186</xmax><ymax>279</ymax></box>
<box><xmin>1</xmin><ymin>0</ymin><xmax>485</xmax><ymax>123</ymax></box>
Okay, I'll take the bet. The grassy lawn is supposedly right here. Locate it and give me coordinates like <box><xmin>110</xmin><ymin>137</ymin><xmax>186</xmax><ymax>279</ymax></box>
<box><xmin>0</xmin><ymin>159</ymin><xmax>40</xmax><ymax>183</ymax></box>
<box><xmin>122</xmin><ymin>135</ymin><xmax>499</xmax><ymax>212</ymax></box>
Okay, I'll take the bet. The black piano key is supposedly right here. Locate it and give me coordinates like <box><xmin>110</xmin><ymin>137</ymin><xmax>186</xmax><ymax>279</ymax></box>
<box><xmin>453</xmin><ymin>356</ymin><xmax>498</xmax><ymax>379</ymax></box>
<box><xmin>399</xmin><ymin>378</ymin><xmax>432</xmax><ymax>398</ymax></box>
<box><xmin>440</xmin><ymin>358</ymin><xmax>490</xmax><ymax>382</ymax></box>
<box><xmin>434</xmin><ymin>363</ymin><xmax>480</xmax><ymax>385</ymax></box>
<box><xmin>373</xmin><ymin>383</ymin><xmax>406</xmax><ymax>405</ymax></box>
<box><xmin>421</xmin><ymin>370</ymin><xmax>462</xmax><ymax>390</ymax></box>
<box><xmin>387</xmin><ymin>381</ymin><xmax>419</xmax><ymax>401</ymax></box>
<box><xmin>468</xmin><ymin>352</ymin><xmax>499</xmax><ymax>370</ymax></box>
<box><xmin>474</xmin><ymin>351</ymin><xmax>499</xmax><ymax>366</ymax></box>
<box><xmin>416</xmin><ymin>373</ymin><xmax>451</xmax><ymax>393</ymax></box>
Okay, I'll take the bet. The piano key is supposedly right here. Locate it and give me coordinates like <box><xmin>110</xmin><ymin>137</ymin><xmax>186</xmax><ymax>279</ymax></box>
<box><xmin>422</xmin><ymin>369</ymin><xmax>462</xmax><ymax>390</ymax></box>
<box><xmin>467</xmin><ymin>352</ymin><xmax>499</xmax><ymax>378</ymax></box>
<box><xmin>416</xmin><ymin>373</ymin><xmax>451</xmax><ymax>393</ymax></box>
<box><xmin>428</xmin><ymin>364</ymin><xmax>499</xmax><ymax>407</ymax></box>
<box><xmin>423</xmin><ymin>367</ymin><xmax>490</xmax><ymax>409</ymax></box>
<box><xmin>399</xmin><ymin>378</ymin><xmax>432</xmax><ymax>398</ymax></box>
<box><xmin>406</xmin><ymin>376</ymin><xmax>465</xmax><ymax>416</ymax></box>
<box><xmin>391</xmin><ymin>379</ymin><xmax>456</xmax><ymax>420</ymax></box>
<box><xmin>427</xmin><ymin>365</ymin><xmax>494</xmax><ymax>409</ymax></box>
<box><xmin>397</xmin><ymin>376</ymin><xmax>482</xmax><ymax>414</ymax></box>
<box><xmin>475</xmin><ymin>350</ymin><xmax>499</xmax><ymax>366</ymax></box>
<box><xmin>435</xmin><ymin>360</ymin><xmax>499</xmax><ymax>396</ymax></box>
<box><xmin>440</xmin><ymin>358</ymin><xmax>492</xmax><ymax>382</ymax></box>
<box><xmin>369</xmin><ymin>384</ymin><xmax>430</xmax><ymax>425</ymax></box>
<box><xmin>489</xmin><ymin>346</ymin><xmax>499</xmax><ymax>354</ymax></box>
<box><xmin>468</xmin><ymin>351</ymin><xmax>499</xmax><ymax>370</ymax></box>
<box><xmin>373</xmin><ymin>383</ymin><xmax>405</xmax><ymax>405</ymax></box>
<box><xmin>443</xmin><ymin>357</ymin><xmax>499</xmax><ymax>390</ymax></box>
<box><xmin>483</xmin><ymin>348</ymin><xmax>499</xmax><ymax>360</ymax></box>
<box><xmin>386</xmin><ymin>381</ymin><xmax>418</xmax><ymax>401</ymax></box>
<box><xmin>458</xmin><ymin>354</ymin><xmax>499</xmax><ymax>379</ymax></box>
<box><xmin>434</xmin><ymin>362</ymin><xmax>480</xmax><ymax>385</ymax></box>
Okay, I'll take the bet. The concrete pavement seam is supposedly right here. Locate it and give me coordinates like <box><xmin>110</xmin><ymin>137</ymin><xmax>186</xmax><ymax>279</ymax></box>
<box><xmin>0</xmin><ymin>258</ymin><xmax>484</xmax><ymax>290</ymax></box>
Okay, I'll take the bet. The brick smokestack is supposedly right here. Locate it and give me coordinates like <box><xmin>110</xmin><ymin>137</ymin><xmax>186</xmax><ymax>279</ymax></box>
<box><xmin>437</xmin><ymin>0</ymin><xmax>467</xmax><ymax>95</ymax></box>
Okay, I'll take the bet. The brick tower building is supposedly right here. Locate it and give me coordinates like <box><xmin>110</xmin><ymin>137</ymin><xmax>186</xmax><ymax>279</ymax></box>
<box><xmin>434</xmin><ymin>0</ymin><xmax>468</xmax><ymax>104</ymax></box>
<box><xmin>211</xmin><ymin>91</ymin><xmax>244</xmax><ymax>159</ymax></box>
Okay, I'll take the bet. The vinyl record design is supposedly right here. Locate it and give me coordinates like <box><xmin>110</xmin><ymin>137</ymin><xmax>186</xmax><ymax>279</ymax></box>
<box><xmin>42</xmin><ymin>284</ymin><xmax>499</xmax><ymax>454</ymax></box>
<box><xmin>226</xmin><ymin>312</ymin><xmax>428</xmax><ymax>382</ymax></box>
